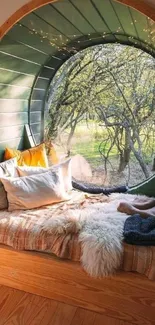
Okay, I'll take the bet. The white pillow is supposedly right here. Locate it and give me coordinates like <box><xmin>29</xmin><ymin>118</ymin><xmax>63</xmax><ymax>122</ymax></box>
<box><xmin>17</xmin><ymin>158</ymin><xmax>72</xmax><ymax>192</ymax></box>
<box><xmin>0</xmin><ymin>158</ymin><xmax>18</xmax><ymax>209</ymax></box>
<box><xmin>1</xmin><ymin>168</ymin><xmax>70</xmax><ymax>211</ymax></box>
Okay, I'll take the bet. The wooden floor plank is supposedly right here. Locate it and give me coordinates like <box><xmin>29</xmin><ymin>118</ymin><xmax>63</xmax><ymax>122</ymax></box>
<box><xmin>0</xmin><ymin>286</ymin><xmax>25</xmax><ymax>325</ymax></box>
<box><xmin>0</xmin><ymin>284</ymin><xmax>154</xmax><ymax>325</ymax></box>
<box><xmin>49</xmin><ymin>302</ymin><xmax>77</xmax><ymax>325</ymax></box>
<box><xmin>94</xmin><ymin>313</ymin><xmax>139</xmax><ymax>325</ymax></box>
<box><xmin>71</xmin><ymin>307</ymin><xmax>96</xmax><ymax>325</ymax></box>
<box><xmin>0</xmin><ymin>246</ymin><xmax>155</xmax><ymax>325</ymax></box>
<box><xmin>2</xmin><ymin>292</ymin><xmax>58</xmax><ymax>325</ymax></box>
<box><xmin>30</xmin><ymin>298</ymin><xmax>58</xmax><ymax>325</ymax></box>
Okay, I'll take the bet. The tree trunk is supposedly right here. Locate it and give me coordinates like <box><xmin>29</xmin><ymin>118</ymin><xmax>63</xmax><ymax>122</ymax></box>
<box><xmin>129</xmin><ymin>135</ymin><xmax>150</xmax><ymax>179</ymax></box>
<box><xmin>118</xmin><ymin>148</ymin><xmax>131</xmax><ymax>173</ymax></box>
<box><xmin>66</xmin><ymin>123</ymin><xmax>76</xmax><ymax>156</ymax></box>
<box><xmin>118</xmin><ymin>130</ymin><xmax>131</xmax><ymax>173</ymax></box>
<box><xmin>133</xmin><ymin>150</ymin><xmax>149</xmax><ymax>178</ymax></box>
<box><xmin>152</xmin><ymin>157</ymin><xmax>155</xmax><ymax>171</ymax></box>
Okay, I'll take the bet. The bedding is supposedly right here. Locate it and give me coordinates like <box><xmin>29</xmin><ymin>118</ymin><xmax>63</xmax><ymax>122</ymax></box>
<box><xmin>124</xmin><ymin>214</ymin><xmax>155</xmax><ymax>245</ymax></box>
<box><xmin>4</xmin><ymin>143</ymin><xmax>48</xmax><ymax>167</ymax></box>
<box><xmin>17</xmin><ymin>158</ymin><xmax>72</xmax><ymax>192</ymax></box>
<box><xmin>0</xmin><ymin>191</ymin><xmax>155</xmax><ymax>279</ymax></box>
<box><xmin>0</xmin><ymin>158</ymin><xmax>18</xmax><ymax>209</ymax></box>
<box><xmin>1</xmin><ymin>168</ymin><xmax>70</xmax><ymax>211</ymax></box>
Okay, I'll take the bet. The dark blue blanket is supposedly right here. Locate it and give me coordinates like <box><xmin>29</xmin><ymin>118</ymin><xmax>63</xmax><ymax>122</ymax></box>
<box><xmin>124</xmin><ymin>214</ymin><xmax>155</xmax><ymax>245</ymax></box>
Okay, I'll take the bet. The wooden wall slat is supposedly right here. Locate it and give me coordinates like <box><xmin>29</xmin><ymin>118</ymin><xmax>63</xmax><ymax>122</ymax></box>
<box><xmin>7</xmin><ymin>24</ymin><xmax>57</xmax><ymax>55</ymax></box>
<box><xmin>0</xmin><ymin>52</ymin><xmax>40</xmax><ymax>75</ymax></box>
<box><xmin>39</xmin><ymin>67</ymin><xmax>56</xmax><ymax>79</ymax></box>
<box><xmin>35</xmin><ymin>78</ymin><xmax>50</xmax><ymax>90</ymax></box>
<box><xmin>32</xmin><ymin>89</ymin><xmax>46</xmax><ymax>101</ymax></box>
<box><xmin>0</xmin><ymin>85</ymin><xmax>31</xmax><ymax>100</ymax></box>
<box><xmin>30</xmin><ymin>123</ymin><xmax>42</xmax><ymax>134</ymax></box>
<box><xmin>111</xmin><ymin>2</ymin><xmax>138</xmax><ymax>37</ymax></box>
<box><xmin>130</xmin><ymin>9</ymin><xmax>152</xmax><ymax>44</ymax></box>
<box><xmin>0</xmin><ymin>70</ymin><xmax>35</xmax><ymax>87</ymax></box>
<box><xmin>46</xmin><ymin>57</ymin><xmax>63</xmax><ymax>69</ymax></box>
<box><xmin>21</xmin><ymin>13</ymin><xmax>69</xmax><ymax>46</ymax></box>
<box><xmin>33</xmin><ymin>133</ymin><xmax>42</xmax><ymax>144</ymax></box>
<box><xmin>94</xmin><ymin>0</ymin><xmax>124</xmax><ymax>33</ymax></box>
<box><xmin>147</xmin><ymin>18</ymin><xmax>155</xmax><ymax>49</ymax></box>
<box><xmin>53</xmin><ymin>1</ymin><xmax>94</xmax><ymax>35</ymax></box>
<box><xmin>69</xmin><ymin>0</ymin><xmax>109</xmax><ymax>33</ymax></box>
<box><xmin>0</xmin><ymin>112</ymin><xmax>28</xmax><ymax>126</ymax></box>
<box><xmin>30</xmin><ymin>111</ymin><xmax>42</xmax><ymax>123</ymax></box>
<box><xmin>30</xmin><ymin>100</ymin><xmax>43</xmax><ymax>112</ymax></box>
<box><xmin>0</xmin><ymin>137</ymin><xmax>25</xmax><ymax>161</ymax></box>
<box><xmin>1</xmin><ymin>36</ymin><xmax>48</xmax><ymax>65</ymax></box>
<box><xmin>0</xmin><ymin>99</ymin><xmax>28</xmax><ymax>113</ymax></box>
<box><xmin>0</xmin><ymin>125</ymin><xmax>25</xmax><ymax>142</ymax></box>
<box><xmin>35</xmin><ymin>5</ymin><xmax>80</xmax><ymax>39</ymax></box>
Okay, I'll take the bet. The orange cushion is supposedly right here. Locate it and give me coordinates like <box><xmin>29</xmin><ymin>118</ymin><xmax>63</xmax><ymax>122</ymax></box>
<box><xmin>4</xmin><ymin>144</ymin><xmax>49</xmax><ymax>167</ymax></box>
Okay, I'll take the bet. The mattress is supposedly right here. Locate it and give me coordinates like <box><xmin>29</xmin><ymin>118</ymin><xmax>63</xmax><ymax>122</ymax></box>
<box><xmin>0</xmin><ymin>190</ymin><xmax>155</xmax><ymax>280</ymax></box>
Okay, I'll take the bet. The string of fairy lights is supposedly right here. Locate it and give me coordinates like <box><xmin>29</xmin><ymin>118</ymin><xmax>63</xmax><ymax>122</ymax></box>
<box><xmin>18</xmin><ymin>14</ymin><xmax>155</xmax><ymax>56</ymax></box>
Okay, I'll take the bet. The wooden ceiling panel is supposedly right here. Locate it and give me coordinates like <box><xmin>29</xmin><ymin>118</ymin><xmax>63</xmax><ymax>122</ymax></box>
<box><xmin>111</xmin><ymin>1</ymin><xmax>136</xmax><ymax>36</ymax></box>
<box><xmin>0</xmin><ymin>35</ymin><xmax>48</xmax><ymax>65</ymax></box>
<box><xmin>21</xmin><ymin>13</ymin><xmax>68</xmax><ymax>47</ymax></box>
<box><xmin>130</xmin><ymin>9</ymin><xmax>153</xmax><ymax>46</ymax></box>
<box><xmin>2</xmin><ymin>0</ymin><xmax>154</xmax><ymax>77</ymax></box>
<box><xmin>30</xmin><ymin>100</ymin><xmax>43</xmax><ymax>112</ymax></box>
<box><xmin>70</xmin><ymin>0</ymin><xmax>110</xmax><ymax>33</ymax></box>
<box><xmin>7</xmin><ymin>24</ymin><xmax>56</xmax><ymax>55</ymax></box>
<box><xmin>53</xmin><ymin>1</ymin><xmax>94</xmax><ymax>35</ymax></box>
<box><xmin>92</xmin><ymin>0</ymin><xmax>124</xmax><ymax>34</ymax></box>
<box><xmin>0</xmin><ymin>84</ymin><xmax>31</xmax><ymax>100</ymax></box>
<box><xmin>147</xmin><ymin>18</ymin><xmax>155</xmax><ymax>49</ymax></box>
<box><xmin>0</xmin><ymin>112</ymin><xmax>28</xmax><ymax>126</ymax></box>
<box><xmin>0</xmin><ymin>99</ymin><xmax>28</xmax><ymax>113</ymax></box>
<box><xmin>0</xmin><ymin>70</ymin><xmax>35</xmax><ymax>87</ymax></box>
<box><xmin>0</xmin><ymin>52</ymin><xmax>40</xmax><ymax>75</ymax></box>
<box><xmin>35</xmin><ymin>4</ymin><xmax>81</xmax><ymax>39</ymax></box>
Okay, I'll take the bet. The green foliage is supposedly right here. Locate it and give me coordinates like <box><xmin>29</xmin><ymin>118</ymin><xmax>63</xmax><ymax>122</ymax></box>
<box><xmin>46</xmin><ymin>43</ymin><xmax>155</xmax><ymax>178</ymax></box>
<box><xmin>93</xmin><ymin>130</ymin><xmax>103</xmax><ymax>141</ymax></box>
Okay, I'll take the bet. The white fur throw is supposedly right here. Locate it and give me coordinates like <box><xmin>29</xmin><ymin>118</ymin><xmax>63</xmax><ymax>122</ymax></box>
<box><xmin>70</xmin><ymin>193</ymin><xmax>146</xmax><ymax>277</ymax></box>
<box><xmin>36</xmin><ymin>192</ymin><xmax>148</xmax><ymax>277</ymax></box>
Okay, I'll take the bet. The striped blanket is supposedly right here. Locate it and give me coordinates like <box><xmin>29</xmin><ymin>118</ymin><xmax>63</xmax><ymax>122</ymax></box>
<box><xmin>0</xmin><ymin>191</ymin><xmax>155</xmax><ymax>279</ymax></box>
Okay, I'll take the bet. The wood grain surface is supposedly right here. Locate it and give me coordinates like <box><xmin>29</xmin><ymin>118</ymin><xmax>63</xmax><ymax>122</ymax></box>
<box><xmin>0</xmin><ymin>285</ymin><xmax>139</xmax><ymax>325</ymax></box>
<box><xmin>0</xmin><ymin>0</ymin><xmax>155</xmax><ymax>39</ymax></box>
<box><xmin>0</xmin><ymin>246</ymin><xmax>155</xmax><ymax>324</ymax></box>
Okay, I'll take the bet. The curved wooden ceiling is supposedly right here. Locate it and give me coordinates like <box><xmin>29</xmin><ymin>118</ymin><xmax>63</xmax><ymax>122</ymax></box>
<box><xmin>2</xmin><ymin>0</ymin><xmax>155</xmax><ymax>60</ymax></box>
<box><xmin>0</xmin><ymin>0</ymin><xmax>155</xmax><ymax>145</ymax></box>
<box><xmin>0</xmin><ymin>0</ymin><xmax>155</xmax><ymax>38</ymax></box>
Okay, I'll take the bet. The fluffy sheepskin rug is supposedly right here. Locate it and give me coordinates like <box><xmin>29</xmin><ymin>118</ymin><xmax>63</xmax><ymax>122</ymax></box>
<box><xmin>42</xmin><ymin>192</ymin><xmax>147</xmax><ymax>277</ymax></box>
<box><xmin>77</xmin><ymin>193</ymin><xmax>147</xmax><ymax>277</ymax></box>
